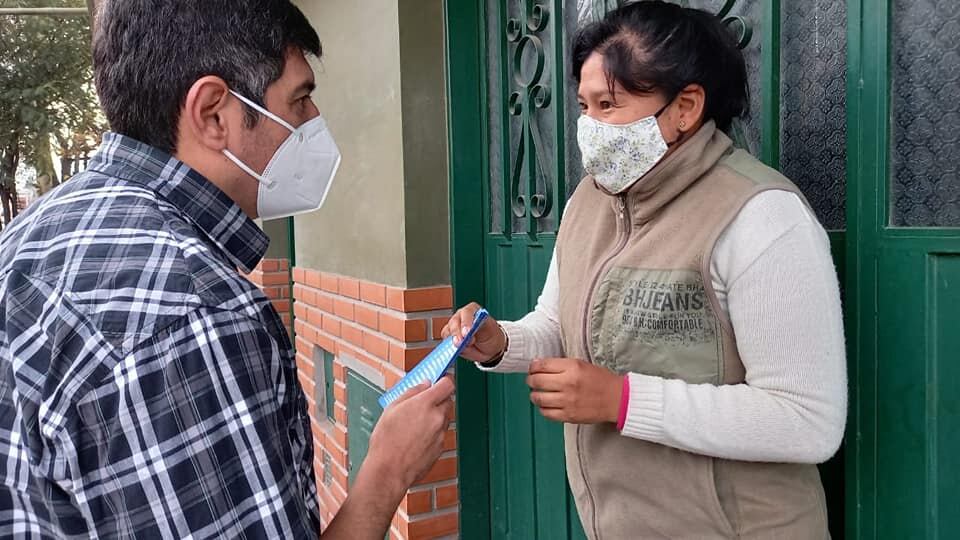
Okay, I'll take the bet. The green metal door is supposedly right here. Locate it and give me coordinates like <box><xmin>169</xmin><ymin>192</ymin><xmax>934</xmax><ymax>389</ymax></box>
<box><xmin>846</xmin><ymin>0</ymin><xmax>960</xmax><ymax>537</ymax></box>
<box><xmin>469</xmin><ymin>1</ymin><xmax>582</xmax><ymax>537</ymax></box>
<box><xmin>448</xmin><ymin>0</ymin><xmax>852</xmax><ymax>538</ymax></box>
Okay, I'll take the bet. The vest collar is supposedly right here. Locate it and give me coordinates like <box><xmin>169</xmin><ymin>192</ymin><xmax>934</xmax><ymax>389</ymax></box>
<box><xmin>599</xmin><ymin>121</ymin><xmax>734</xmax><ymax>224</ymax></box>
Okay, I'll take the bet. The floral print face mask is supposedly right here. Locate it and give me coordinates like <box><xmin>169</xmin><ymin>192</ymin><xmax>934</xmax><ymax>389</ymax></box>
<box><xmin>576</xmin><ymin>103</ymin><xmax>674</xmax><ymax>194</ymax></box>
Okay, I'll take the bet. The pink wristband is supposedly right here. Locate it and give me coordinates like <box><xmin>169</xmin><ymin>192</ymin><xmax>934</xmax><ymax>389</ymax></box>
<box><xmin>616</xmin><ymin>375</ymin><xmax>630</xmax><ymax>431</ymax></box>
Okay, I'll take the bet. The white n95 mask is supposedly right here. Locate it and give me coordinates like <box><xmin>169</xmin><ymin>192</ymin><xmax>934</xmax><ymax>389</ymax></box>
<box><xmin>223</xmin><ymin>90</ymin><xmax>341</xmax><ymax>220</ymax></box>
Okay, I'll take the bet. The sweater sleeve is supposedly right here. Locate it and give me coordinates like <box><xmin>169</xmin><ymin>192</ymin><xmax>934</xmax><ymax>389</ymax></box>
<box><xmin>620</xmin><ymin>191</ymin><xmax>848</xmax><ymax>463</ymax></box>
<box><xmin>476</xmin><ymin>248</ymin><xmax>565</xmax><ymax>373</ymax></box>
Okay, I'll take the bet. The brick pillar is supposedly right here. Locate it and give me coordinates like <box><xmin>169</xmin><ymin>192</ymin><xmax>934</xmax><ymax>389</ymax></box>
<box><xmin>291</xmin><ymin>267</ymin><xmax>458</xmax><ymax>540</ymax></box>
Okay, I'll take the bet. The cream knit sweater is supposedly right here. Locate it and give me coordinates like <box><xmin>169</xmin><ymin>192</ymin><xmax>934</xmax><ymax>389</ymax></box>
<box><xmin>479</xmin><ymin>190</ymin><xmax>848</xmax><ymax>463</ymax></box>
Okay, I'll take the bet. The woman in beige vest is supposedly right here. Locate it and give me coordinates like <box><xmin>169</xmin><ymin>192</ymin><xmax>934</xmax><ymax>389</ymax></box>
<box><xmin>443</xmin><ymin>2</ymin><xmax>846</xmax><ymax>538</ymax></box>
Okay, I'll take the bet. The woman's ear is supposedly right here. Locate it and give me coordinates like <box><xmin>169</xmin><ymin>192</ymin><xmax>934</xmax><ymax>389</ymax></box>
<box><xmin>674</xmin><ymin>83</ymin><xmax>706</xmax><ymax>134</ymax></box>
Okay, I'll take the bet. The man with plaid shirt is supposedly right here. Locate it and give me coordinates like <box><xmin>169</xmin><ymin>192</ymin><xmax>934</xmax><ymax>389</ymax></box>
<box><xmin>0</xmin><ymin>1</ymin><xmax>454</xmax><ymax>539</ymax></box>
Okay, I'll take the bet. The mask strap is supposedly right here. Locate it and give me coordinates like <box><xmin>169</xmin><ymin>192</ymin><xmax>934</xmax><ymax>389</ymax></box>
<box><xmin>229</xmin><ymin>90</ymin><xmax>297</xmax><ymax>133</ymax></box>
<box><xmin>654</xmin><ymin>93</ymin><xmax>684</xmax><ymax>147</ymax></box>
<box><xmin>653</xmin><ymin>95</ymin><xmax>676</xmax><ymax>119</ymax></box>
<box><xmin>223</xmin><ymin>148</ymin><xmax>276</xmax><ymax>188</ymax></box>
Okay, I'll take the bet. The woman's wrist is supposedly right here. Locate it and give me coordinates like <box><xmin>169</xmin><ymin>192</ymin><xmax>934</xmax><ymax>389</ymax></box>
<box><xmin>479</xmin><ymin>324</ymin><xmax>510</xmax><ymax>367</ymax></box>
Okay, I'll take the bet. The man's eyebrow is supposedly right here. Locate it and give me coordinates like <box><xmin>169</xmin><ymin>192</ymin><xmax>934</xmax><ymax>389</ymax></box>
<box><xmin>294</xmin><ymin>81</ymin><xmax>316</xmax><ymax>96</ymax></box>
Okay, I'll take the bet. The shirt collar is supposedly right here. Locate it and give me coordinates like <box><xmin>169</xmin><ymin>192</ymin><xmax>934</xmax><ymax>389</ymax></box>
<box><xmin>87</xmin><ymin>132</ymin><xmax>268</xmax><ymax>273</ymax></box>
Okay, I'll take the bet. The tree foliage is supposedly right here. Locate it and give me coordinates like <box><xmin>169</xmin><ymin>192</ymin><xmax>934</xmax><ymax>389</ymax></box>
<box><xmin>0</xmin><ymin>0</ymin><xmax>104</xmax><ymax>228</ymax></box>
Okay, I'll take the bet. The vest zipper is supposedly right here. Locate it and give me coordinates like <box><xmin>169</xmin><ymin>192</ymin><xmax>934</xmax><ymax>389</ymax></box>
<box><xmin>582</xmin><ymin>195</ymin><xmax>630</xmax><ymax>364</ymax></box>
<box><xmin>577</xmin><ymin>194</ymin><xmax>631</xmax><ymax>540</ymax></box>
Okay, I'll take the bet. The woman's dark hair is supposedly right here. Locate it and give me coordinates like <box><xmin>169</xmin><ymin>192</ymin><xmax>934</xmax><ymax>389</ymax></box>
<box><xmin>572</xmin><ymin>0</ymin><xmax>749</xmax><ymax>131</ymax></box>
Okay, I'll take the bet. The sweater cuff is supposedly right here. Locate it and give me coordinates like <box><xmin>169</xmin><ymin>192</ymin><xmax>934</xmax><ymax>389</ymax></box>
<box><xmin>619</xmin><ymin>373</ymin><xmax>666</xmax><ymax>442</ymax></box>
<box><xmin>474</xmin><ymin>321</ymin><xmax>532</xmax><ymax>373</ymax></box>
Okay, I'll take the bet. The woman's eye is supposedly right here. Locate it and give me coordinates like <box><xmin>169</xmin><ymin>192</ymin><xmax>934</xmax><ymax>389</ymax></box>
<box><xmin>578</xmin><ymin>102</ymin><xmax>587</xmax><ymax>112</ymax></box>
<box><xmin>599</xmin><ymin>101</ymin><xmax>613</xmax><ymax>110</ymax></box>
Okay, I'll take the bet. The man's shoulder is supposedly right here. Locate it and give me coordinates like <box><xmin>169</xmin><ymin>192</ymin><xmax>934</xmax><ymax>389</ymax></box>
<box><xmin>0</xmin><ymin>170</ymin><xmax>219</xmax><ymax>350</ymax></box>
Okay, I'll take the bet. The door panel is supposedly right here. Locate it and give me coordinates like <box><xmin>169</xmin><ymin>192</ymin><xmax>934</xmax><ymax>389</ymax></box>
<box><xmin>872</xmin><ymin>248</ymin><xmax>960</xmax><ymax>537</ymax></box>
<box><xmin>847</xmin><ymin>0</ymin><xmax>960</xmax><ymax>537</ymax></box>
<box><xmin>481</xmin><ymin>0</ymin><xmax>582</xmax><ymax>535</ymax></box>
<box><xmin>483</xmin><ymin>237</ymin><xmax>569</xmax><ymax>539</ymax></box>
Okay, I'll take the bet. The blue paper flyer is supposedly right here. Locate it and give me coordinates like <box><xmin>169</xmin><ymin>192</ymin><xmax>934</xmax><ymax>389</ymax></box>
<box><xmin>378</xmin><ymin>309</ymin><xmax>489</xmax><ymax>408</ymax></box>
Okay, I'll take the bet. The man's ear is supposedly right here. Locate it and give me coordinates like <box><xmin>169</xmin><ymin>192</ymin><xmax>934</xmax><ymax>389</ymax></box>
<box><xmin>181</xmin><ymin>76</ymin><xmax>233</xmax><ymax>151</ymax></box>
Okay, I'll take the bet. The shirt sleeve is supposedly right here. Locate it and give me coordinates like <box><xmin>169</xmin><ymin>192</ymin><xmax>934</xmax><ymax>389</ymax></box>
<box><xmin>61</xmin><ymin>307</ymin><xmax>318</xmax><ymax>539</ymax></box>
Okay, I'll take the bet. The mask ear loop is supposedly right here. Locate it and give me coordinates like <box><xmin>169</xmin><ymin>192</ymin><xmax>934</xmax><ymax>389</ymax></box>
<box><xmin>223</xmin><ymin>148</ymin><xmax>276</xmax><ymax>188</ymax></box>
<box><xmin>223</xmin><ymin>90</ymin><xmax>300</xmax><ymax>188</ymax></box>
<box><xmin>653</xmin><ymin>94</ymin><xmax>686</xmax><ymax>147</ymax></box>
<box><xmin>229</xmin><ymin>90</ymin><xmax>298</xmax><ymax>133</ymax></box>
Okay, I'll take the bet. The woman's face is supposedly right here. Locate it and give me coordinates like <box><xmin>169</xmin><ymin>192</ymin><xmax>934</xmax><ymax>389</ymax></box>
<box><xmin>576</xmin><ymin>52</ymin><xmax>668</xmax><ymax>123</ymax></box>
<box><xmin>576</xmin><ymin>52</ymin><xmax>703</xmax><ymax>147</ymax></box>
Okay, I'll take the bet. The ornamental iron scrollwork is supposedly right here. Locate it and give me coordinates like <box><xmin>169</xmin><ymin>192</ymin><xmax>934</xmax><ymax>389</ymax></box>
<box><xmin>506</xmin><ymin>1</ymin><xmax>555</xmax><ymax>234</ymax></box>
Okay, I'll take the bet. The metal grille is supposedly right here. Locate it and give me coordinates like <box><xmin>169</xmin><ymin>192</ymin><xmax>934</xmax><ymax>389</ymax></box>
<box><xmin>486</xmin><ymin>0</ymin><xmax>567</xmax><ymax>235</ymax></box>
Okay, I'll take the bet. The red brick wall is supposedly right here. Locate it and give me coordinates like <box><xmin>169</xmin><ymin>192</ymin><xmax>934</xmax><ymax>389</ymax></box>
<box><xmin>243</xmin><ymin>258</ymin><xmax>292</xmax><ymax>331</ymax></box>
<box><xmin>290</xmin><ymin>267</ymin><xmax>458</xmax><ymax>540</ymax></box>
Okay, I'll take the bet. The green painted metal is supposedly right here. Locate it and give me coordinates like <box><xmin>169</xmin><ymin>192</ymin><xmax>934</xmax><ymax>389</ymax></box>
<box><xmin>286</xmin><ymin>217</ymin><xmax>296</xmax><ymax>267</ymax></box>
<box><xmin>287</xmin><ymin>216</ymin><xmax>296</xmax><ymax>339</ymax></box>
<box><xmin>448</xmin><ymin>0</ymin><xmax>586</xmax><ymax>536</ymax></box>
<box><xmin>346</xmin><ymin>370</ymin><xmax>383</xmax><ymax>487</ymax></box>
<box><xmin>845</xmin><ymin>0</ymin><xmax>960</xmax><ymax>537</ymax></box>
<box><xmin>323</xmin><ymin>349</ymin><xmax>335</xmax><ymax>422</ymax></box>
<box><xmin>483</xmin><ymin>234</ymin><xmax>583</xmax><ymax>539</ymax></box>
<box><xmin>444</xmin><ymin>0</ymin><xmax>491</xmax><ymax>537</ymax></box>
<box><xmin>760</xmin><ymin>0</ymin><xmax>781</xmax><ymax>167</ymax></box>
<box><xmin>481</xmin><ymin>0</ymin><xmax>584</xmax><ymax>535</ymax></box>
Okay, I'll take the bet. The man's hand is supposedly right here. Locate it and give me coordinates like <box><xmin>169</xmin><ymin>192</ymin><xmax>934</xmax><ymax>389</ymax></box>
<box><xmin>526</xmin><ymin>358</ymin><xmax>623</xmax><ymax>424</ymax></box>
<box><xmin>440</xmin><ymin>302</ymin><xmax>504</xmax><ymax>362</ymax></box>
<box><xmin>365</xmin><ymin>376</ymin><xmax>456</xmax><ymax>491</ymax></box>
<box><xmin>323</xmin><ymin>377</ymin><xmax>455</xmax><ymax>540</ymax></box>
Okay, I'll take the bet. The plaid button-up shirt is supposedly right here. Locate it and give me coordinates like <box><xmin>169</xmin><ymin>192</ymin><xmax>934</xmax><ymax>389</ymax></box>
<box><xmin>0</xmin><ymin>134</ymin><xmax>320</xmax><ymax>539</ymax></box>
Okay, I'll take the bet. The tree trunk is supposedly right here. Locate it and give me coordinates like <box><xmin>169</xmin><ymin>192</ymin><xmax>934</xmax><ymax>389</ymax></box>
<box><xmin>0</xmin><ymin>143</ymin><xmax>18</xmax><ymax>229</ymax></box>
<box><xmin>0</xmin><ymin>188</ymin><xmax>11</xmax><ymax>230</ymax></box>
<box><xmin>9</xmin><ymin>182</ymin><xmax>19</xmax><ymax>219</ymax></box>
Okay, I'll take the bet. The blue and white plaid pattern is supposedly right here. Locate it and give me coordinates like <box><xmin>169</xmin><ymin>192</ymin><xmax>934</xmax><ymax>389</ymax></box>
<box><xmin>0</xmin><ymin>134</ymin><xmax>319</xmax><ymax>539</ymax></box>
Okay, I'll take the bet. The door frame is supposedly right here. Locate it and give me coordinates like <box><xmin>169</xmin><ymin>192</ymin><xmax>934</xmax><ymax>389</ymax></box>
<box><xmin>843</xmin><ymin>0</ymin><xmax>876</xmax><ymax>536</ymax></box>
<box><xmin>845</xmin><ymin>0</ymin><xmax>960</xmax><ymax>536</ymax></box>
<box><xmin>445</xmin><ymin>1</ymin><xmax>491</xmax><ymax>538</ymax></box>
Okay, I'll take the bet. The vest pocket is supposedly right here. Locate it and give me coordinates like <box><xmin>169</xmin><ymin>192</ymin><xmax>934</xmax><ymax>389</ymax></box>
<box><xmin>709</xmin><ymin>458</ymin><xmax>740</xmax><ymax>537</ymax></box>
<box><xmin>590</xmin><ymin>266</ymin><xmax>722</xmax><ymax>383</ymax></box>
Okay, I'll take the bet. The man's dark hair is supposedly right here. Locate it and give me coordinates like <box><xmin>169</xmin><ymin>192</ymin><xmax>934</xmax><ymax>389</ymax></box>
<box><xmin>573</xmin><ymin>0</ymin><xmax>749</xmax><ymax>132</ymax></box>
<box><xmin>93</xmin><ymin>0</ymin><xmax>321</xmax><ymax>154</ymax></box>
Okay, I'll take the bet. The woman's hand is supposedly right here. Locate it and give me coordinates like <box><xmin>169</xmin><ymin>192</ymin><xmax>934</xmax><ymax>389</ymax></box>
<box><xmin>526</xmin><ymin>358</ymin><xmax>624</xmax><ymax>424</ymax></box>
<box><xmin>440</xmin><ymin>302</ymin><xmax>506</xmax><ymax>363</ymax></box>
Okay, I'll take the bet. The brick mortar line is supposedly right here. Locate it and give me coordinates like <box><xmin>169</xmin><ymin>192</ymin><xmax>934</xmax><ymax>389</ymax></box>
<box><xmin>311</xmin><ymin>313</ymin><xmax>442</xmax><ymax>350</ymax></box>
<box><xmin>410</xmin><ymin>478</ymin><xmax>458</xmax><ymax>491</ymax></box>
<box><xmin>304</xmin><ymin>293</ymin><xmax>453</xmax><ymax>322</ymax></box>
<box><xmin>291</xmin><ymin>279</ymin><xmax>452</xmax><ymax>315</ymax></box>
<box><xmin>398</xmin><ymin>505</ymin><xmax>459</xmax><ymax>523</ymax></box>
